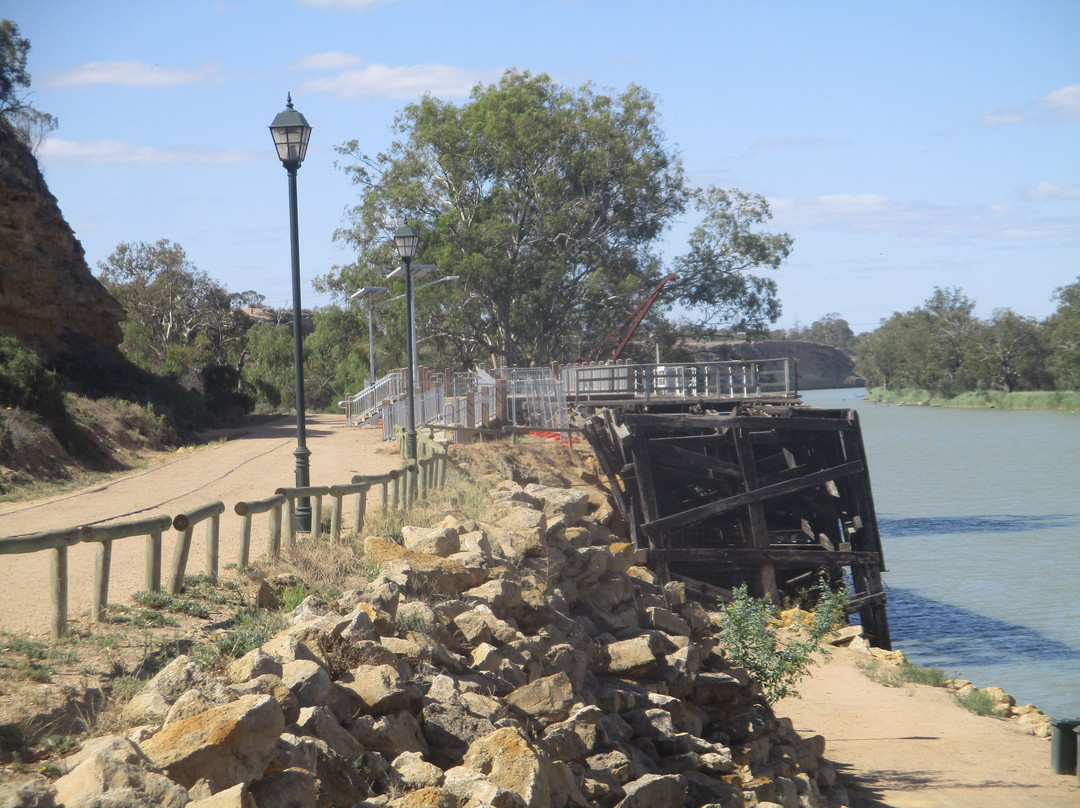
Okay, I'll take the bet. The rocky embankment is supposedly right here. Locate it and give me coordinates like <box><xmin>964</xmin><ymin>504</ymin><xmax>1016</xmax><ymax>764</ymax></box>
<box><xmin>2</xmin><ymin>470</ymin><xmax>850</xmax><ymax>808</ymax></box>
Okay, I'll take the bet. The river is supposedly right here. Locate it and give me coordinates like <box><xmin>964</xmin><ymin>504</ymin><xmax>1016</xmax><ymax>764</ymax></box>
<box><xmin>801</xmin><ymin>388</ymin><xmax>1080</xmax><ymax>720</ymax></box>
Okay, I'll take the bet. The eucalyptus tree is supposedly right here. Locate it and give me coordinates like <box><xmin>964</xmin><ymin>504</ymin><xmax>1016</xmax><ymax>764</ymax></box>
<box><xmin>322</xmin><ymin>69</ymin><xmax>792</xmax><ymax>368</ymax></box>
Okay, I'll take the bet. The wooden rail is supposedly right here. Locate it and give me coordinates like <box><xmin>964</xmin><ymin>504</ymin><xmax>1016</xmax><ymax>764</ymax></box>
<box><xmin>82</xmin><ymin>515</ymin><xmax>173</xmax><ymax>623</ymax></box>
<box><xmin>0</xmin><ymin>456</ymin><xmax>452</xmax><ymax>641</ymax></box>
<box><xmin>234</xmin><ymin>494</ymin><xmax>286</xmax><ymax>565</ymax></box>
<box><xmin>169</xmin><ymin>502</ymin><xmax>225</xmax><ymax>593</ymax></box>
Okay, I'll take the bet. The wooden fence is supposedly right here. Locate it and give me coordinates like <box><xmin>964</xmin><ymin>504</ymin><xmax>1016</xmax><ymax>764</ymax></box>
<box><xmin>0</xmin><ymin>447</ymin><xmax>449</xmax><ymax>641</ymax></box>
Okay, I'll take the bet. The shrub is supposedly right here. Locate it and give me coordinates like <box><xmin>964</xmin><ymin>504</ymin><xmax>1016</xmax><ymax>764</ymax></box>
<box><xmin>717</xmin><ymin>577</ymin><xmax>847</xmax><ymax>703</ymax></box>
<box><xmin>955</xmin><ymin>688</ymin><xmax>999</xmax><ymax>716</ymax></box>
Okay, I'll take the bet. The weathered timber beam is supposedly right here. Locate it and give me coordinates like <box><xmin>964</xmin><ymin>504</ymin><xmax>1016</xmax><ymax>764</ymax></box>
<box><xmin>649</xmin><ymin>443</ymin><xmax>744</xmax><ymax>478</ymax></box>
<box><xmin>623</xmin><ymin>413</ymin><xmax>856</xmax><ymax>432</ymax></box>
<box><xmin>641</xmin><ymin>460</ymin><xmax>865</xmax><ymax>536</ymax></box>
<box><xmin>648</xmin><ymin>547</ymin><xmax>882</xmax><ymax>566</ymax></box>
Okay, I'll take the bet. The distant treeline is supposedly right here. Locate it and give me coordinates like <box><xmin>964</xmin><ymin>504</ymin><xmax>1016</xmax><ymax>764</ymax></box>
<box><xmin>767</xmin><ymin>279</ymin><xmax>1079</xmax><ymax>397</ymax></box>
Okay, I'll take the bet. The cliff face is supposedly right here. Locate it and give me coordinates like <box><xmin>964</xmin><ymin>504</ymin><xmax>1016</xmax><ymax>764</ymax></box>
<box><xmin>0</xmin><ymin>121</ymin><xmax>124</xmax><ymax>360</ymax></box>
<box><xmin>689</xmin><ymin>340</ymin><xmax>860</xmax><ymax>390</ymax></box>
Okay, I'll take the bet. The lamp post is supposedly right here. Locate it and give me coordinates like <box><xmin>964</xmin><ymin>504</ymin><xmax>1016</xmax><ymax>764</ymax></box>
<box><xmin>349</xmin><ymin>286</ymin><xmax>389</xmax><ymax>386</ymax></box>
<box><xmin>393</xmin><ymin>224</ymin><xmax>420</xmax><ymax>464</ymax></box>
<box><xmin>388</xmin><ymin>263</ymin><xmax>435</xmax><ymax>384</ymax></box>
<box><xmin>269</xmin><ymin>94</ymin><xmax>313</xmax><ymax>532</ymax></box>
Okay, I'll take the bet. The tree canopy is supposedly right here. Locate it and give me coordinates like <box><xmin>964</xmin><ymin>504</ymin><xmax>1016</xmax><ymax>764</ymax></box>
<box><xmin>320</xmin><ymin>69</ymin><xmax>792</xmax><ymax>368</ymax></box>
<box><xmin>0</xmin><ymin>19</ymin><xmax>56</xmax><ymax>153</ymax></box>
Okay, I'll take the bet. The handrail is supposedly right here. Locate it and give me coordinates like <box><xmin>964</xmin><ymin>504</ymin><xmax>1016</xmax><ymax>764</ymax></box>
<box><xmin>82</xmin><ymin>515</ymin><xmax>173</xmax><ymax>623</ymax></box>
<box><xmin>234</xmin><ymin>494</ymin><xmax>286</xmax><ymax>565</ymax></box>
<box><xmin>561</xmin><ymin>358</ymin><xmax>797</xmax><ymax>401</ymax></box>
<box><xmin>275</xmin><ymin>486</ymin><xmax>330</xmax><ymax>551</ymax></box>
<box><xmin>339</xmin><ymin>370</ymin><xmax>406</xmax><ymax>426</ymax></box>
<box><xmin>1</xmin><ymin>442</ymin><xmax>454</xmax><ymax>642</ymax></box>
<box><xmin>169</xmin><ymin>501</ymin><xmax>226</xmax><ymax>593</ymax></box>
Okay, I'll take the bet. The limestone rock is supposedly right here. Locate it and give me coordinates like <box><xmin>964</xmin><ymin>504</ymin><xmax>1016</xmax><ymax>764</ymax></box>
<box><xmin>294</xmin><ymin>705</ymin><xmax>363</xmax><ymax>760</ymax></box>
<box><xmin>140</xmin><ymin>694</ymin><xmax>284</xmax><ymax>790</ymax></box>
<box><xmin>281</xmin><ymin>659</ymin><xmax>335</xmax><ymax>709</ymax></box>
<box><xmin>229</xmin><ymin>673</ymin><xmax>300</xmax><ymax>725</ymax></box>
<box><xmin>505</xmin><ymin>671</ymin><xmax>575</xmax><ymax>726</ymax></box>
<box><xmin>53</xmin><ymin>752</ymin><xmax>189</xmax><ymax>808</ymax></box>
<box><xmin>163</xmin><ymin>688</ymin><xmax>216</xmax><ymax>728</ymax></box>
<box><xmin>392</xmin><ymin>751</ymin><xmax>445</xmax><ymax>790</ymax></box>
<box><xmin>350</xmin><ymin>709</ymin><xmax>429</xmax><ymax>759</ymax></box>
<box><xmin>463</xmin><ymin>727</ymin><xmax>553</xmax><ymax>808</ymax></box>
<box><xmin>249</xmin><ymin>769</ymin><xmax>317</xmax><ymax>808</ymax></box>
<box><xmin>227</xmin><ymin>647</ymin><xmax>283</xmax><ymax>683</ymax></box>
<box><xmin>403</xmin><ymin>525</ymin><xmax>461</xmax><ymax>557</ymax></box>
<box><xmin>364</xmin><ymin>536</ymin><xmax>475</xmax><ymax>594</ymax></box>
<box><xmin>615</xmin><ymin>773</ymin><xmax>687</xmax><ymax>808</ymax></box>
<box><xmin>337</xmin><ymin>664</ymin><xmax>411</xmax><ymax>716</ymax></box>
<box><xmin>186</xmin><ymin>781</ymin><xmax>255</xmax><ymax>808</ymax></box>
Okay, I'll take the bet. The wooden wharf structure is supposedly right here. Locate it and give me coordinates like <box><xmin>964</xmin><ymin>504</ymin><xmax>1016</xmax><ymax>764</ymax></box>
<box><xmin>581</xmin><ymin>394</ymin><xmax>892</xmax><ymax>650</ymax></box>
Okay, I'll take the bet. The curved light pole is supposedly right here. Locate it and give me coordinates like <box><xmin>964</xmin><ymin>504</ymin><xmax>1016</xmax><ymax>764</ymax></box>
<box><xmin>393</xmin><ymin>224</ymin><xmax>420</xmax><ymax>464</ymax></box>
<box><xmin>349</xmin><ymin>286</ymin><xmax>389</xmax><ymax>386</ymax></box>
<box><xmin>270</xmin><ymin>94</ymin><xmax>313</xmax><ymax>532</ymax></box>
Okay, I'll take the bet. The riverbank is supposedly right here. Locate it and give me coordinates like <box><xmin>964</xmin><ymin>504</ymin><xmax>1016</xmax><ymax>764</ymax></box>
<box><xmin>778</xmin><ymin>643</ymin><xmax>1079</xmax><ymax>808</ymax></box>
<box><xmin>864</xmin><ymin>387</ymin><xmax>1080</xmax><ymax>411</ymax></box>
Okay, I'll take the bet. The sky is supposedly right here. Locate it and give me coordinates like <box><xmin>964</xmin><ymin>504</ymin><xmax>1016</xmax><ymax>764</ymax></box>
<box><xmin>7</xmin><ymin>0</ymin><xmax>1079</xmax><ymax>334</ymax></box>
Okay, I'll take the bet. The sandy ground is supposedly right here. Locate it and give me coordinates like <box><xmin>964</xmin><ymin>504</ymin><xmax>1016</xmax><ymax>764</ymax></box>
<box><xmin>2</xmin><ymin>416</ymin><xmax>1078</xmax><ymax>806</ymax></box>
<box><xmin>0</xmin><ymin>413</ymin><xmax>398</xmax><ymax>635</ymax></box>
<box><xmin>777</xmin><ymin>645</ymin><xmax>1080</xmax><ymax>807</ymax></box>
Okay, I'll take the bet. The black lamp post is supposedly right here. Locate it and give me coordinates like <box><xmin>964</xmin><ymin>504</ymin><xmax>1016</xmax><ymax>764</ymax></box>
<box><xmin>269</xmin><ymin>94</ymin><xmax>313</xmax><ymax>531</ymax></box>
<box><xmin>394</xmin><ymin>224</ymin><xmax>420</xmax><ymax>464</ymax></box>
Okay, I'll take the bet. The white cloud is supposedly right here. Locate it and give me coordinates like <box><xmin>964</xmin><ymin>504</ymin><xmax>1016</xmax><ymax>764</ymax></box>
<box><xmin>290</xmin><ymin>52</ymin><xmax>365</xmax><ymax>70</ymax></box>
<box><xmin>770</xmin><ymin>193</ymin><xmax>1080</xmax><ymax>241</ymax></box>
<box><xmin>38</xmin><ymin>138</ymin><xmax>255</xmax><ymax>165</ymax></box>
<box><xmin>43</xmin><ymin>60</ymin><xmax>226</xmax><ymax>88</ymax></box>
<box><xmin>1027</xmin><ymin>181</ymin><xmax>1080</xmax><ymax>200</ymax></box>
<box><xmin>297</xmin><ymin>61</ymin><xmax>494</xmax><ymax>100</ymax></box>
<box><xmin>1035</xmin><ymin>84</ymin><xmax>1080</xmax><ymax>122</ymax></box>
<box><xmin>982</xmin><ymin>84</ymin><xmax>1080</xmax><ymax>125</ymax></box>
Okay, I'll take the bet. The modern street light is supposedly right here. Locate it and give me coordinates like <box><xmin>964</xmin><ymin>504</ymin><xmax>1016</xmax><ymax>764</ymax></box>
<box><xmin>393</xmin><ymin>224</ymin><xmax>420</xmax><ymax>464</ymax></box>
<box><xmin>349</xmin><ymin>286</ymin><xmax>389</xmax><ymax>386</ymax></box>
<box><xmin>270</xmin><ymin>94</ymin><xmax>313</xmax><ymax>532</ymax></box>
<box><xmin>384</xmin><ymin>274</ymin><xmax>459</xmax><ymax>385</ymax></box>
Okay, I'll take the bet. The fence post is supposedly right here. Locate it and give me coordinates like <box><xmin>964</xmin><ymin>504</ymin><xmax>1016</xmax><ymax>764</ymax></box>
<box><xmin>268</xmin><ymin>505</ymin><xmax>282</xmax><ymax>559</ymax></box>
<box><xmin>205</xmin><ymin>514</ymin><xmax>220</xmax><ymax>584</ymax></box>
<box><xmin>238</xmin><ymin>512</ymin><xmax>253</xmax><ymax>568</ymax></box>
<box><xmin>147</xmin><ymin>530</ymin><xmax>162</xmax><ymax>592</ymax></box>
<box><xmin>92</xmin><ymin>540</ymin><xmax>112</xmax><ymax>623</ymax></box>
<box><xmin>168</xmin><ymin>528</ymin><xmax>193</xmax><ymax>595</ymax></box>
<box><xmin>51</xmin><ymin>545</ymin><xmax>67</xmax><ymax>641</ymax></box>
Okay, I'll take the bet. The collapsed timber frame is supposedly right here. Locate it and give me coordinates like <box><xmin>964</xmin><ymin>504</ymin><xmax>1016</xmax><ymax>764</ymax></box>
<box><xmin>582</xmin><ymin>400</ymin><xmax>892</xmax><ymax>650</ymax></box>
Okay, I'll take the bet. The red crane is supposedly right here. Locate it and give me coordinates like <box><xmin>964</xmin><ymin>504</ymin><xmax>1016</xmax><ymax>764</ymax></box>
<box><xmin>578</xmin><ymin>273</ymin><xmax>679</xmax><ymax>363</ymax></box>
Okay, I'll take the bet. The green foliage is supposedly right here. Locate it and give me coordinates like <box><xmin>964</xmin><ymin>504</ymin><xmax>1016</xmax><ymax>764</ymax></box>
<box><xmin>0</xmin><ymin>19</ymin><xmax>31</xmax><ymax>113</ymax></box>
<box><xmin>0</xmin><ymin>336</ymin><xmax>66</xmax><ymax>421</ymax></box>
<box><xmin>866</xmin><ymin>387</ymin><xmax>1080</xmax><ymax>410</ymax></box>
<box><xmin>855</xmin><ymin>278</ymin><xmax>1080</xmax><ymax>396</ymax></box>
<box><xmin>777</xmin><ymin>313</ymin><xmax>856</xmax><ymax>352</ymax></box>
<box><xmin>324</xmin><ymin>69</ymin><xmax>790</xmax><ymax>368</ymax></box>
<box><xmin>858</xmin><ymin>658</ymin><xmax>948</xmax><ymax>688</ymax></box>
<box><xmin>97</xmin><ymin>240</ymin><xmax>258</xmax><ymax>384</ymax></box>
<box><xmin>955</xmin><ymin>688</ymin><xmax>999</xmax><ymax>716</ymax></box>
<box><xmin>717</xmin><ymin>578</ymin><xmax>846</xmax><ymax>703</ymax></box>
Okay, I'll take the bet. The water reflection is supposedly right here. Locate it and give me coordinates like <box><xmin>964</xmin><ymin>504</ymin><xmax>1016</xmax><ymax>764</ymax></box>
<box><xmin>879</xmin><ymin>514</ymin><xmax>1076</xmax><ymax>537</ymax></box>
<box><xmin>885</xmin><ymin>587</ymin><xmax>1080</xmax><ymax>668</ymax></box>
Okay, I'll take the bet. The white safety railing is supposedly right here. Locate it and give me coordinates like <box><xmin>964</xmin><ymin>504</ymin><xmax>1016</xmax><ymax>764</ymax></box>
<box><xmin>510</xmin><ymin>367</ymin><xmax>568</xmax><ymax>430</ymax></box>
<box><xmin>381</xmin><ymin>383</ymin><xmax>446</xmax><ymax>440</ymax></box>
<box><xmin>338</xmin><ymin>371</ymin><xmax>406</xmax><ymax>426</ymax></box>
<box><xmin>561</xmin><ymin>358</ymin><xmax>796</xmax><ymax>402</ymax></box>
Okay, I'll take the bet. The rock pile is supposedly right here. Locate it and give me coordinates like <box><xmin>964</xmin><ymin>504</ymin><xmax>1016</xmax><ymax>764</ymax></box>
<box><xmin>11</xmin><ymin>474</ymin><xmax>848</xmax><ymax>808</ymax></box>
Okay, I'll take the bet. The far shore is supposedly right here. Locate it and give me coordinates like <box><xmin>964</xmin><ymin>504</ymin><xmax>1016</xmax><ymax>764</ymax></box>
<box><xmin>862</xmin><ymin>387</ymin><xmax>1080</xmax><ymax>411</ymax></box>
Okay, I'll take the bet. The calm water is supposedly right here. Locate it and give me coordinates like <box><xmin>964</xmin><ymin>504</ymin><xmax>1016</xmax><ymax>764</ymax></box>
<box><xmin>801</xmin><ymin>389</ymin><xmax>1080</xmax><ymax>719</ymax></box>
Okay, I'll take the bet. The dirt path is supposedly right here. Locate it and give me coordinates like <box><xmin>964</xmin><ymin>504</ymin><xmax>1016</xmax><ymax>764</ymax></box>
<box><xmin>0</xmin><ymin>414</ymin><xmax>398</xmax><ymax>636</ymax></box>
<box><xmin>776</xmin><ymin>645</ymin><xmax>1080</xmax><ymax>807</ymax></box>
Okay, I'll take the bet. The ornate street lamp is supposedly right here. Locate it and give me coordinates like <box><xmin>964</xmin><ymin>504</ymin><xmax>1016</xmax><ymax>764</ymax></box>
<box><xmin>270</xmin><ymin>94</ymin><xmax>313</xmax><ymax>531</ymax></box>
<box><xmin>394</xmin><ymin>224</ymin><xmax>420</xmax><ymax>464</ymax></box>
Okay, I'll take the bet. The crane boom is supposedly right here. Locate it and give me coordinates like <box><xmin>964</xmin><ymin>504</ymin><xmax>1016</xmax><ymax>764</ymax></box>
<box><xmin>579</xmin><ymin>273</ymin><xmax>679</xmax><ymax>363</ymax></box>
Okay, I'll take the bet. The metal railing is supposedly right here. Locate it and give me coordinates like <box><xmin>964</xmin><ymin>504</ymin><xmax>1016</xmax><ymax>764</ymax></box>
<box><xmin>561</xmin><ymin>358</ymin><xmax>797</xmax><ymax>401</ymax></box>
<box><xmin>381</xmin><ymin>382</ymin><xmax>447</xmax><ymax>440</ymax></box>
<box><xmin>339</xmin><ymin>370</ymin><xmax>406</xmax><ymax>426</ymax></box>
<box><xmin>510</xmin><ymin>367</ymin><xmax>568</xmax><ymax>430</ymax></box>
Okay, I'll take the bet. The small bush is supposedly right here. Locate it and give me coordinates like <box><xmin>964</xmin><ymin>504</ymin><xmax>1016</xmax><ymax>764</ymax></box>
<box><xmin>717</xmin><ymin>577</ymin><xmax>847</xmax><ymax>703</ymax></box>
<box><xmin>859</xmin><ymin>658</ymin><xmax>948</xmax><ymax>688</ymax></box>
<box><xmin>955</xmin><ymin>688</ymin><xmax>999</xmax><ymax>716</ymax></box>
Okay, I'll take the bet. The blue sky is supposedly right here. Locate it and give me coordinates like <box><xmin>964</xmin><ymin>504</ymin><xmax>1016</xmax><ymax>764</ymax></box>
<box><xmin>8</xmin><ymin>0</ymin><xmax>1079</xmax><ymax>333</ymax></box>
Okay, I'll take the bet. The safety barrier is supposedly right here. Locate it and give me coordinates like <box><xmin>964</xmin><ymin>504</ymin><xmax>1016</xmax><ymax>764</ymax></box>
<box><xmin>0</xmin><ymin>456</ymin><xmax>451</xmax><ymax>640</ymax></box>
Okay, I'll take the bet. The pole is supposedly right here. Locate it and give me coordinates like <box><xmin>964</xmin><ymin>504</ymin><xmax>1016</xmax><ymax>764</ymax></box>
<box><xmin>404</xmin><ymin>256</ymin><xmax>418</xmax><ymax>464</ymax></box>
<box><xmin>410</xmin><ymin>277</ymin><xmax>419</xmax><ymax>386</ymax></box>
<box><xmin>287</xmin><ymin>166</ymin><xmax>312</xmax><ymax>531</ymax></box>
<box><xmin>367</xmin><ymin>295</ymin><xmax>376</xmax><ymax>387</ymax></box>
